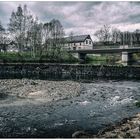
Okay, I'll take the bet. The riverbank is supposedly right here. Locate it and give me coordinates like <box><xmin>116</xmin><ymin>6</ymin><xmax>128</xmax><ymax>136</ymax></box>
<box><xmin>96</xmin><ymin>113</ymin><xmax>140</xmax><ymax>138</ymax></box>
<box><xmin>73</xmin><ymin>113</ymin><xmax>140</xmax><ymax>138</ymax></box>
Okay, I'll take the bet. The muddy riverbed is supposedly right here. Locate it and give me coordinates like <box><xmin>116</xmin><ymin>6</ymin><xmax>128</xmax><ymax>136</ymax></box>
<box><xmin>0</xmin><ymin>79</ymin><xmax>140</xmax><ymax>138</ymax></box>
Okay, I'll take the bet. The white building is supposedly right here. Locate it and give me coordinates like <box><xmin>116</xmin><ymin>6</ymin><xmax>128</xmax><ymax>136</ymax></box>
<box><xmin>65</xmin><ymin>35</ymin><xmax>93</xmax><ymax>50</ymax></box>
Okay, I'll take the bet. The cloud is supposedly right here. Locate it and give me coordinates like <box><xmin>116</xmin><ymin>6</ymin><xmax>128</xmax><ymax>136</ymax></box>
<box><xmin>0</xmin><ymin>1</ymin><xmax>140</xmax><ymax>40</ymax></box>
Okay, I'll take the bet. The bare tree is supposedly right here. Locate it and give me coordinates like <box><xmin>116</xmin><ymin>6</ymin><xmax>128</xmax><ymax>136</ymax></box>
<box><xmin>111</xmin><ymin>28</ymin><xmax>121</xmax><ymax>44</ymax></box>
<box><xmin>94</xmin><ymin>24</ymin><xmax>111</xmax><ymax>44</ymax></box>
<box><xmin>103</xmin><ymin>25</ymin><xmax>111</xmax><ymax>43</ymax></box>
<box><xmin>119</xmin><ymin>31</ymin><xmax>133</xmax><ymax>46</ymax></box>
<box><xmin>94</xmin><ymin>28</ymin><xmax>104</xmax><ymax>42</ymax></box>
<box><xmin>0</xmin><ymin>22</ymin><xmax>10</xmax><ymax>52</ymax></box>
<box><xmin>8</xmin><ymin>4</ymin><xmax>34</xmax><ymax>54</ymax></box>
<box><xmin>48</xmin><ymin>19</ymin><xmax>65</xmax><ymax>60</ymax></box>
<box><xmin>27</xmin><ymin>18</ymin><xmax>43</xmax><ymax>58</ymax></box>
<box><xmin>42</xmin><ymin>22</ymin><xmax>53</xmax><ymax>55</ymax></box>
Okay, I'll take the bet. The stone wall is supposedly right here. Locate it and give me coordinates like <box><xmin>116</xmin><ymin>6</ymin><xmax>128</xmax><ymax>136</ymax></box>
<box><xmin>0</xmin><ymin>63</ymin><xmax>140</xmax><ymax>80</ymax></box>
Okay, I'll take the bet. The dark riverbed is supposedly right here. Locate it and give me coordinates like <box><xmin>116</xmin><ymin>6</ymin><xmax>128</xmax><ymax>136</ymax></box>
<box><xmin>0</xmin><ymin>79</ymin><xmax>140</xmax><ymax>138</ymax></box>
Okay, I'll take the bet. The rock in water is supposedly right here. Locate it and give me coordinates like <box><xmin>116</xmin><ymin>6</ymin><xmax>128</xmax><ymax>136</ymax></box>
<box><xmin>72</xmin><ymin>131</ymin><xmax>91</xmax><ymax>138</ymax></box>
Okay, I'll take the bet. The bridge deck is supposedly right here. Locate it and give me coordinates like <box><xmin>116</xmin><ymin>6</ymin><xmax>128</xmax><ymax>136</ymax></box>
<box><xmin>69</xmin><ymin>47</ymin><xmax>140</xmax><ymax>54</ymax></box>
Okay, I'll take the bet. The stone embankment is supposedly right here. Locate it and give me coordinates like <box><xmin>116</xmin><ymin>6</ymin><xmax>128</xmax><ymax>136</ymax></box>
<box><xmin>0</xmin><ymin>63</ymin><xmax>140</xmax><ymax>79</ymax></box>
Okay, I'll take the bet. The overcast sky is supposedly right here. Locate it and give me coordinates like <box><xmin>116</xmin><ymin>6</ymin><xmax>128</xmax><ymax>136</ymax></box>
<box><xmin>0</xmin><ymin>1</ymin><xmax>140</xmax><ymax>40</ymax></box>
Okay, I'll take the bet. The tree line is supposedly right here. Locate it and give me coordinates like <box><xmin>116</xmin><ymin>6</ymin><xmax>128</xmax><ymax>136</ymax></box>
<box><xmin>0</xmin><ymin>4</ymin><xmax>67</xmax><ymax>62</ymax></box>
<box><xmin>94</xmin><ymin>25</ymin><xmax>140</xmax><ymax>46</ymax></box>
<box><xmin>0</xmin><ymin>4</ymin><xmax>140</xmax><ymax>62</ymax></box>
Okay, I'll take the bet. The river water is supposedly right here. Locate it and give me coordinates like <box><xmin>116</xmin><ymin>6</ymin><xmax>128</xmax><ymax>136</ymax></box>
<box><xmin>44</xmin><ymin>80</ymin><xmax>140</xmax><ymax>137</ymax></box>
<box><xmin>0</xmin><ymin>80</ymin><xmax>140</xmax><ymax>138</ymax></box>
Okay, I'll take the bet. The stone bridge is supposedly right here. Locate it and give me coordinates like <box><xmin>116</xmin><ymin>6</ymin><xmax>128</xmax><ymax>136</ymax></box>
<box><xmin>68</xmin><ymin>47</ymin><xmax>140</xmax><ymax>65</ymax></box>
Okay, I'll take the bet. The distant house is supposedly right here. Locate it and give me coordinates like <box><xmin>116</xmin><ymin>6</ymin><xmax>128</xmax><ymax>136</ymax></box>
<box><xmin>65</xmin><ymin>35</ymin><xmax>93</xmax><ymax>50</ymax></box>
<box><xmin>6</xmin><ymin>41</ymin><xmax>19</xmax><ymax>52</ymax></box>
<box><xmin>0</xmin><ymin>41</ymin><xmax>18</xmax><ymax>52</ymax></box>
<box><xmin>6</xmin><ymin>41</ymin><xmax>30</xmax><ymax>52</ymax></box>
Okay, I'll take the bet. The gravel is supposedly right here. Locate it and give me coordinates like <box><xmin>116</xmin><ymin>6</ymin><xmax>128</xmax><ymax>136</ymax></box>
<box><xmin>0</xmin><ymin>79</ymin><xmax>81</xmax><ymax>102</ymax></box>
<box><xmin>0</xmin><ymin>79</ymin><xmax>81</xmax><ymax>138</ymax></box>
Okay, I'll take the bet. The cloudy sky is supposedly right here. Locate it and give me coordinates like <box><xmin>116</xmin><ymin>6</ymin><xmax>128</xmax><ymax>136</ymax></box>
<box><xmin>0</xmin><ymin>1</ymin><xmax>140</xmax><ymax>40</ymax></box>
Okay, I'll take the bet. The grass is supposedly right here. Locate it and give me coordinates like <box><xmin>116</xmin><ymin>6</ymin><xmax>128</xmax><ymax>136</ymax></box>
<box><xmin>85</xmin><ymin>54</ymin><xmax>121</xmax><ymax>65</ymax></box>
<box><xmin>85</xmin><ymin>55</ymin><xmax>107</xmax><ymax>62</ymax></box>
<box><xmin>0</xmin><ymin>51</ymin><xmax>79</xmax><ymax>63</ymax></box>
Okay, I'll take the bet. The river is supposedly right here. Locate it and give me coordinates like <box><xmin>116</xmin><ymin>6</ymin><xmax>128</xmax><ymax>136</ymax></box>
<box><xmin>0</xmin><ymin>79</ymin><xmax>140</xmax><ymax>138</ymax></box>
<box><xmin>45</xmin><ymin>80</ymin><xmax>140</xmax><ymax>137</ymax></box>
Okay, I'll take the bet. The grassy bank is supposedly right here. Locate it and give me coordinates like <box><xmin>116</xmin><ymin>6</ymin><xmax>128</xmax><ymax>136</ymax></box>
<box><xmin>0</xmin><ymin>51</ymin><xmax>78</xmax><ymax>63</ymax></box>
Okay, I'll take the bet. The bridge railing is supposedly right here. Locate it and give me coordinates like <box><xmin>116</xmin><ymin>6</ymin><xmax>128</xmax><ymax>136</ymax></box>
<box><xmin>93</xmin><ymin>45</ymin><xmax>120</xmax><ymax>49</ymax></box>
<box><xmin>132</xmin><ymin>44</ymin><xmax>140</xmax><ymax>48</ymax></box>
<box><xmin>93</xmin><ymin>44</ymin><xmax>140</xmax><ymax>49</ymax></box>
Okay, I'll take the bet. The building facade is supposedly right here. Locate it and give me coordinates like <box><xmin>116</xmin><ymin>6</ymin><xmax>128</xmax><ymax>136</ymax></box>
<box><xmin>65</xmin><ymin>35</ymin><xmax>93</xmax><ymax>50</ymax></box>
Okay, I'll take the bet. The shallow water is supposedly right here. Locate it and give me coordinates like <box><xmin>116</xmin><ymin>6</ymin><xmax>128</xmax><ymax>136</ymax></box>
<box><xmin>0</xmin><ymin>80</ymin><xmax>140</xmax><ymax>138</ymax></box>
<box><xmin>44</xmin><ymin>80</ymin><xmax>140</xmax><ymax>137</ymax></box>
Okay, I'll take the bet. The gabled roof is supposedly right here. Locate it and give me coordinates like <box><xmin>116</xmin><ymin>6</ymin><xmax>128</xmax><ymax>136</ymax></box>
<box><xmin>0</xmin><ymin>41</ymin><xmax>15</xmax><ymax>46</ymax></box>
<box><xmin>65</xmin><ymin>35</ymin><xmax>91</xmax><ymax>43</ymax></box>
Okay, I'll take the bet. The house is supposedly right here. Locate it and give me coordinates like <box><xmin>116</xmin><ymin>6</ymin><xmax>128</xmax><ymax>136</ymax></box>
<box><xmin>65</xmin><ymin>34</ymin><xmax>93</xmax><ymax>50</ymax></box>
<box><xmin>6</xmin><ymin>41</ymin><xmax>19</xmax><ymax>52</ymax></box>
<box><xmin>0</xmin><ymin>41</ymin><xmax>17</xmax><ymax>52</ymax></box>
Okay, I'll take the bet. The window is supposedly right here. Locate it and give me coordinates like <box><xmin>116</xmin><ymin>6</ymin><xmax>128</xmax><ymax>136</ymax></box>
<box><xmin>73</xmin><ymin>47</ymin><xmax>76</xmax><ymax>50</ymax></box>
<box><xmin>74</xmin><ymin>43</ymin><xmax>76</xmax><ymax>46</ymax></box>
<box><xmin>86</xmin><ymin>40</ymin><xmax>88</xmax><ymax>44</ymax></box>
<box><xmin>89</xmin><ymin>41</ymin><xmax>91</xmax><ymax>44</ymax></box>
<box><xmin>80</xmin><ymin>43</ymin><xmax>81</xmax><ymax>46</ymax></box>
<box><xmin>78</xmin><ymin>47</ymin><xmax>81</xmax><ymax>49</ymax></box>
